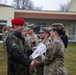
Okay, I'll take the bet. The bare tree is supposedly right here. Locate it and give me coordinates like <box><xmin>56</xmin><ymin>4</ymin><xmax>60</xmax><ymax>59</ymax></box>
<box><xmin>12</xmin><ymin>0</ymin><xmax>42</xmax><ymax>10</ymax></box>
<box><xmin>0</xmin><ymin>0</ymin><xmax>6</xmax><ymax>4</ymax></box>
<box><xmin>0</xmin><ymin>0</ymin><xmax>2</xmax><ymax>3</ymax></box>
<box><xmin>59</xmin><ymin>0</ymin><xmax>71</xmax><ymax>12</ymax></box>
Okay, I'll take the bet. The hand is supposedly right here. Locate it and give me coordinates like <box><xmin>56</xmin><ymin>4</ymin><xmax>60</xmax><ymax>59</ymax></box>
<box><xmin>30</xmin><ymin>60</ymin><xmax>38</xmax><ymax>73</ymax></box>
<box><xmin>30</xmin><ymin>60</ymin><xmax>38</xmax><ymax>67</ymax></box>
<box><xmin>40</xmin><ymin>52</ymin><xmax>45</xmax><ymax>60</ymax></box>
<box><xmin>32</xmin><ymin>47</ymin><xmax>37</xmax><ymax>51</ymax></box>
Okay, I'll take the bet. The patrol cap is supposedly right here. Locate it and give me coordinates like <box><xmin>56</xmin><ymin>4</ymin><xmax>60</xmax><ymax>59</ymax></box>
<box><xmin>11</xmin><ymin>18</ymin><xmax>25</xmax><ymax>25</ymax></box>
<box><xmin>26</xmin><ymin>27</ymin><xmax>30</xmax><ymax>30</ymax></box>
<box><xmin>42</xmin><ymin>27</ymin><xmax>50</xmax><ymax>33</ymax></box>
<box><xmin>25</xmin><ymin>27</ymin><xmax>30</xmax><ymax>31</ymax></box>
<box><xmin>39</xmin><ymin>27</ymin><xmax>50</xmax><ymax>33</ymax></box>
<box><xmin>51</xmin><ymin>23</ymin><xmax>64</xmax><ymax>29</ymax></box>
<box><xmin>43</xmin><ymin>27</ymin><xmax>54</xmax><ymax>32</ymax></box>
<box><xmin>23</xmin><ymin>27</ymin><xmax>30</xmax><ymax>32</ymax></box>
<box><xmin>46</xmin><ymin>24</ymin><xmax>65</xmax><ymax>33</ymax></box>
<box><xmin>39</xmin><ymin>28</ymin><xmax>45</xmax><ymax>33</ymax></box>
<box><xmin>28</xmin><ymin>24</ymin><xmax>35</xmax><ymax>29</ymax></box>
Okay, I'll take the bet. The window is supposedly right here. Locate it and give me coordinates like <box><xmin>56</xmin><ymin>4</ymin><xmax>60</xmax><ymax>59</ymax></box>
<box><xmin>0</xmin><ymin>20</ymin><xmax>7</xmax><ymax>33</ymax></box>
<box><xmin>0</xmin><ymin>20</ymin><xmax>7</xmax><ymax>25</ymax></box>
<box><xmin>35</xmin><ymin>26</ymin><xmax>40</xmax><ymax>34</ymax></box>
<box><xmin>0</xmin><ymin>24</ymin><xmax>6</xmax><ymax>33</ymax></box>
<box><xmin>0</xmin><ymin>35</ymin><xmax>2</xmax><ymax>41</ymax></box>
<box><xmin>38</xmin><ymin>23</ymin><xmax>47</xmax><ymax>25</ymax></box>
<box><xmin>73</xmin><ymin>27</ymin><xmax>75</xmax><ymax>35</ymax></box>
<box><xmin>26</xmin><ymin>22</ymin><xmax>30</xmax><ymax>26</ymax></box>
<box><xmin>0</xmin><ymin>20</ymin><xmax>7</xmax><ymax>41</ymax></box>
<box><xmin>0</xmin><ymin>20</ymin><xmax>7</xmax><ymax>23</ymax></box>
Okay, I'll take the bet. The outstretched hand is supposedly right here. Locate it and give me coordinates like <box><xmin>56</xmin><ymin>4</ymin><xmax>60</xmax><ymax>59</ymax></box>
<box><xmin>30</xmin><ymin>60</ymin><xmax>38</xmax><ymax>67</ymax></box>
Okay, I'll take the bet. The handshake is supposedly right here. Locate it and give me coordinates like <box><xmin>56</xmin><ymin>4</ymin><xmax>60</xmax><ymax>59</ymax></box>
<box><xmin>30</xmin><ymin>60</ymin><xmax>38</xmax><ymax>67</ymax></box>
<box><xmin>30</xmin><ymin>60</ymin><xmax>39</xmax><ymax>73</ymax></box>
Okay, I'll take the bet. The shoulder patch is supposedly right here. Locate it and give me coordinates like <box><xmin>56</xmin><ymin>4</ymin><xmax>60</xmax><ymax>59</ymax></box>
<box><xmin>11</xmin><ymin>40</ymin><xmax>16</xmax><ymax>46</ymax></box>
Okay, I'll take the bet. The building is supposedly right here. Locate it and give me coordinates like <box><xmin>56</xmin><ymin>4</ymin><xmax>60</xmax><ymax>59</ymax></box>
<box><xmin>68</xmin><ymin>0</ymin><xmax>76</xmax><ymax>12</ymax></box>
<box><xmin>0</xmin><ymin>0</ymin><xmax>76</xmax><ymax>42</ymax></box>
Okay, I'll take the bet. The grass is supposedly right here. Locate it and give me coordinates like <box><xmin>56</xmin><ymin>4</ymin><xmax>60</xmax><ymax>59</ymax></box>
<box><xmin>0</xmin><ymin>44</ymin><xmax>7</xmax><ymax>75</ymax></box>
<box><xmin>0</xmin><ymin>43</ymin><xmax>76</xmax><ymax>75</ymax></box>
<box><xmin>64</xmin><ymin>44</ymin><xmax>76</xmax><ymax>75</ymax></box>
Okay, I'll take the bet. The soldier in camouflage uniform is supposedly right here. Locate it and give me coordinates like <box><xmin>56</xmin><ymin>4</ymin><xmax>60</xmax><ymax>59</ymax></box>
<box><xmin>27</xmin><ymin>24</ymin><xmax>39</xmax><ymax>75</ymax></box>
<box><xmin>2</xmin><ymin>26</ymin><xmax>13</xmax><ymax>49</ymax></box>
<box><xmin>22</xmin><ymin>27</ymin><xmax>31</xmax><ymax>47</ymax></box>
<box><xmin>37</xmin><ymin>23</ymin><xmax>67</xmax><ymax>75</ymax></box>
<box><xmin>28</xmin><ymin>24</ymin><xmax>39</xmax><ymax>48</ymax></box>
<box><xmin>39</xmin><ymin>27</ymin><xmax>52</xmax><ymax>47</ymax></box>
<box><xmin>35</xmin><ymin>28</ymin><xmax>52</xmax><ymax>75</ymax></box>
<box><xmin>6</xmin><ymin>18</ymin><xmax>37</xmax><ymax>75</ymax></box>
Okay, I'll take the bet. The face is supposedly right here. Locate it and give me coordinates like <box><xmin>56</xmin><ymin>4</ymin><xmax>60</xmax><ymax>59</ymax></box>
<box><xmin>28</xmin><ymin>29</ymin><xmax>34</xmax><ymax>34</ymax></box>
<box><xmin>14</xmin><ymin>25</ymin><xmax>25</xmax><ymax>33</ymax></box>
<box><xmin>23</xmin><ymin>30</ymin><xmax>28</xmax><ymax>36</ymax></box>
<box><xmin>40</xmin><ymin>32</ymin><xmax>46</xmax><ymax>39</ymax></box>
<box><xmin>50</xmin><ymin>30</ymin><xmax>56</xmax><ymax>39</ymax></box>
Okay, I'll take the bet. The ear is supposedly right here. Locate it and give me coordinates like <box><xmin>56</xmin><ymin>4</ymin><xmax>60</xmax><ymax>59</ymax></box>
<box><xmin>13</xmin><ymin>25</ymin><xmax>17</xmax><ymax>29</ymax></box>
<box><xmin>55</xmin><ymin>30</ymin><xmax>58</xmax><ymax>35</ymax></box>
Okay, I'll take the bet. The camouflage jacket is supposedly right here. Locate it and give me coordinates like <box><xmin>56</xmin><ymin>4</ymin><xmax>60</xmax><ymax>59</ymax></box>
<box><xmin>6</xmin><ymin>31</ymin><xmax>33</xmax><ymax>75</ymax></box>
<box><xmin>43</xmin><ymin>37</ymin><xmax>52</xmax><ymax>47</ymax></box>
<box><xmin>44</xmin><ymin>38</ymin><xmax>67</xmax><ymax>75</ymax></box>
<box><xmin>35</xmin><ymin>37</ymin><xmax>52</xmax><ymax>75</ymax></box>
<box><xmin>29</xmin><ymin>33</ymin><xmax>39</xmax><ymax>48</ymax></box>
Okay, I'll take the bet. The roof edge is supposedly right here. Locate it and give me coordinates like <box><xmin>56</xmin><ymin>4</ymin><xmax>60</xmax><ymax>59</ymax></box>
<box><xmin>15</xmin><ymin>9</ymin><xmax>76</xmax><ymax>15</ymax></box>
<box><xmin>0</xmin><ymin>4</ymin><xmax>14</xmax><ymax>8</ymax></box>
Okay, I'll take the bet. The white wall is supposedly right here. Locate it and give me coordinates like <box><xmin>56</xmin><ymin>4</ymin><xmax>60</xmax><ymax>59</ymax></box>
<box><xmin>68</xmin><ymin>0</ymin><xmax>76</xmax><ymax>11</ymax></box>
<box><xmin>0</xmin><ymin>6</ymin><xmax>14</xmax><ymax>26</ymax></box>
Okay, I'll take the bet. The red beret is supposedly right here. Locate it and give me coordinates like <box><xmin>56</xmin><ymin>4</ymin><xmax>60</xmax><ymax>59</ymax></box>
<box><xmin>11</xmin><ymin>18</ymin><xmax>25</xmax><ymax>25</ymax></box>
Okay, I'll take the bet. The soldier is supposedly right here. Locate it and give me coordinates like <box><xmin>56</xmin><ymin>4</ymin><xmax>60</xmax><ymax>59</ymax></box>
<box><xmin>35</xmin><ymin>27</ymin><xmax>52</xmax><ymax>75</ymax></box>
<box><xmin>5</xmin><ymin>18</ymin><xmax>37</xmax><ymax>75</ymax></box>
<box><xmin>51</xmin><ymin>23</ymin><xmax>68</xmax><ymax>48</ymax></box>
<box><xmin>37</xmin><ymin>23</ymin><xmax>67</xmax><ymax>75</ymax></box>
<box><xmin>28</xmin><ymin>24</ymin><xmax>39</xmax><ymax>48</ymax></box>
<box><xmin>39</xmin><ymin>27</ymin><xmax>52</xmax><ymax>46</ymax></box>
<box><xmin>22</xmin><ymin>27</ymin><xmax>31</xmax><ymax>47</ymax></box>
<box><xmin>2</xmin><ymin>26</ymin><xmax>13</xmax><ymax>49</ymax></box>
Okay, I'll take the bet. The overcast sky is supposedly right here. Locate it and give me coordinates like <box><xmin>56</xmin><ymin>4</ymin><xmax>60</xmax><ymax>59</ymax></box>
<box><xmin>6</xmin><ymin>0</ymin><xmax>71</xmax><ymax>11</ymax></box>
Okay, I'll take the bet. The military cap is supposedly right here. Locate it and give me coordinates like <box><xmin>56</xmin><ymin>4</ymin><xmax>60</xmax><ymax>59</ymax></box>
<box><xmin>28</xmin><ymin>24</ymin><xmax>35</xmax><ymax>29</ymax></box>
<box><xmin>26</xmin><ymin>27</ymin><xmax>30</xmax><ymax>30</ymax></box>
<box><xmin>39</xmin><ymin>28</ymin><xmax>45</xmax><ymax>33</ymax></box>
<box><xmin>46</xmin><ymin>24</ymin><xmax>64</xmax><ymax>32</ymax></box>
<box><xmin>42</xmin><ymin>27</ymin><xmax>50</xmax><ymax>33</ymax></box>
<box><xmin>42</xmin><ymin>27</ymin><xmax>54</xmax><ymax>32</ymax></box>
<box><xmin>51</xmin><ymin>23</ymin><xmax>64</xmax><ymax>29</ymax></box>
<box><xmin>39</xmin><ymin>27</ymin><xmax>50</xmax><ymax>33</ymax></box>
<box><xmin>11</xmin><ymin>18</ymin><xmax>25</xmax><ymax>25</ymax></box>
<box><xmin>23</xmin><ymin>27</ymin><xmax>30</xmax><ymax>32</ymax></box>
<box><xmin>25</xmin><ymin>27</ymin><xmax>30</xmax><ymax>31</ymax></box>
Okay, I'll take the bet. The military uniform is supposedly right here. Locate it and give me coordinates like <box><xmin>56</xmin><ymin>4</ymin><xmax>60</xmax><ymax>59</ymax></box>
<box><xmin>38</xmin><ymin>24</ymin><xmax>67</xmax><ymax>75</ymax></box>
<box><xmin>29</xmin><ymin>34</ymin><xmax>38</xmax><ymax>48</ymax></box>
<box><xmin>28</xmin><ymin>24</ymin><xmax>39</xmax><ymax>48</ymax></box>
<box><xmin>2</xmin><ymin>30</ymin><xmax>9</xmax><ymax>48</ymax></box>
<box><xmin>43</xmin><ymin>23</ymin><xmax>67</xmax><ymax>75</ymax></box>
<box><xmin>24</xmin><ymin>34</ymin><xmax>30</xmax><ymax>46</ymax></box>
<box><xmin>6</xmin><ymin>31</ymin><xmax>33</xmax><ymax>75</ymax></box>
<box><xmin>44</xmin><ymin>38</ymin><xmax>67</xmax><ymax>75</ymax></box>
<box><xmin>2</xmin><ymin>26</ymin><xmax>12</xmax><ymax>49</ymax></box>
<box><xmin>6</xmin><ymin>18</ymin><xmax>33</xmax><ymax>75</ymax></box>
<box><xmin>36</xmin><ymin>28</ymin><xmax>52</xmax><ymax>75</ymax></box>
